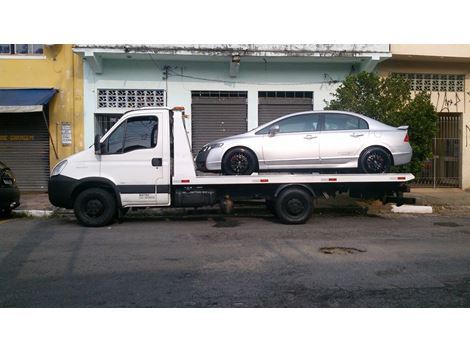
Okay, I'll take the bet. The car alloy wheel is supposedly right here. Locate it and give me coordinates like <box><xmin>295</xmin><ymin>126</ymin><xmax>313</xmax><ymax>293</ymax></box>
<box><xmin>360</xmin><ymin>148</ymin><xmax>391</xmax><ymax>174</ymax></box>
<box><xmin>230</xmin><ymin>153</ymin><xmax>249</xmax><ymax>174</ymax></box>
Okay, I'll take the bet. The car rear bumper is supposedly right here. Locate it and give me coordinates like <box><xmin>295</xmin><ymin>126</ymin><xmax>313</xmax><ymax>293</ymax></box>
<box><xmin>393</xmin><ymin>151</ymin><xmax>413</xmax><ymax>166</ymax></box>
<box><xmin>0</xmin><ymin>186</ymin><xmax>20</xmax><ymax>211</ymax></box>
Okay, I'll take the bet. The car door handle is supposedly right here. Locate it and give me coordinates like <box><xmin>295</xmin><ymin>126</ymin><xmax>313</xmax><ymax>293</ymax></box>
<box><xmin>151</xmin><ymin>158</ymin><xmax>162</xmax><ymax>167</ymax></box>
<box><xmin>304</xmin><ymin>135</ymin><xmax>318</xmax><ymax>139</ymax></box>
<box><xmin>350</xmin><ymin>133</ymin><xmax>364</xmax><ymax>137</ymax></box>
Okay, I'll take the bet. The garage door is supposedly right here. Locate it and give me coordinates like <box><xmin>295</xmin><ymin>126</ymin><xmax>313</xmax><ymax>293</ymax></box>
<box><xmin>191</xmin><ymin>91</ymin><xmax>248</xmax><ymax>153</ymax></box>
<box><xmin>0</xmin><ymin>113</ymin><xmax>50</xmax><ymax>191</ymax></box>
<box><xmin>258</xmin><ymin>91</ymin><xmax>314</xmax><ymax>126</ymax></box>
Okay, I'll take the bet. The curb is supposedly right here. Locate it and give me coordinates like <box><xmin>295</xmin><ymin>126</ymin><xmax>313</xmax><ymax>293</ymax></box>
<box><xmin>391</xmin><ymin>204</ymin><xmax>433</xmax><ymax>214</ymax></box>
<box><xmin>12</xmin><ymin>209</ymin><xmax>54</xmax><ymax>217</ymax></box>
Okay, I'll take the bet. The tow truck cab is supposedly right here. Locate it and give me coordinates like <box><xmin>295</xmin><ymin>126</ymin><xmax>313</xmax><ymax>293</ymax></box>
<box><xmin>49</xmin><ymin>107</ymin><xmax>414</xmax><ymax>227</ymax></box>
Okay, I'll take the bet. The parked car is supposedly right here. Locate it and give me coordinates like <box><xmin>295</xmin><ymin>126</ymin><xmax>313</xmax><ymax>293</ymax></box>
<box><xmin>195</xmin><ymin>111</ymin><xmax>412</xmax><ymax>175</ymax></box>
<box><xmin>0</xmin><ymin>161</ymin><xmax>20</xmax><ymax>217</ymax></box>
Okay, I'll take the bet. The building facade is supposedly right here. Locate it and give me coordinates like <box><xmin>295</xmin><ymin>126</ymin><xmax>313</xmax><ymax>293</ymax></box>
<box><xmin>74</xmin><ymin>44</ymin><xmax>391</xmax><ymax>156</ymax></box>
<box><xmin>378</xmin><ymin>45</ymin><xmax>470</xmax><ymax>189</ymax></box>
<box><xmin>0</xmin><ymin>44</ymin><xmax>83</xmax><ymax>191</ymax></box>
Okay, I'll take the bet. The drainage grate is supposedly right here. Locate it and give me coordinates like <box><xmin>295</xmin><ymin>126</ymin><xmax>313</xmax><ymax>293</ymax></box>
<box><xmin>319</xmin><ymin>247</ymin><xmax>366</xmax><ymax>255</ymax></box>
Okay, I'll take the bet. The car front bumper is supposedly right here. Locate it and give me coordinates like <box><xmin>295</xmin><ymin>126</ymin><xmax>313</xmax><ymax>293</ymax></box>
<box><xmin>0</xmin><ymin>186</ymin><xmax>20</xmax><ymax>211</ymax></box>
<box><xmin>195</xmin><ymin>148</ymin><xmax>223</xmax><ymax>172</ymax></box>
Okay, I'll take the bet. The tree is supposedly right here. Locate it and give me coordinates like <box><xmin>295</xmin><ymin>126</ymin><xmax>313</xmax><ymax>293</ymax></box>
<box><xmin>325</xmin><ymin>71</ymin><xmax>438</xmax><ymax>175</ymax></box>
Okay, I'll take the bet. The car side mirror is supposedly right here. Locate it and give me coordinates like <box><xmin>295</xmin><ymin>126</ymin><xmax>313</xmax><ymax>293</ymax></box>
<box><xmin>268</xmin><ymin>125</ymin><xmax>280</xmax><ymax>137</ymax></box>
<box><xmin>94</xmin><ymin>134</ymin><xmax>103</xmax><ymax>155</ymax></box>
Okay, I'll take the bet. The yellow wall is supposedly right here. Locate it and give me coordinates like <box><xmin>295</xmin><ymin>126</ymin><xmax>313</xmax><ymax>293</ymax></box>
<box><xmin>379</xmin><ymin>48</ymin><xmax>470</xmax><ymax>189</ymax></box>
<box><xmin>0</xmin><ymin>44</ymin><xmax>83</xmax><ymax>168</ymax></box>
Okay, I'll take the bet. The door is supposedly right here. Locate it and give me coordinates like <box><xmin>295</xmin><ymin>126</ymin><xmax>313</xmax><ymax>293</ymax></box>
<box><xmin>414</xmin><ymin>113</ymin><xmax>461</xmax><ymax>187</ymax></box>
<box><xmin>191</xmin><ymin>91</ymin><xmax>248</xmax><ymax>154</ymax></box>
<box><xmin>258</xmin><ymin>91</ymin><xmax>313</xmax><ymax>126</ymax></box>
<box><xmin>99</xmin><ymin>113</ymin><xmax>170</xmax><ymax>206</ymax></box>
<box><xmin>260</xmin><ymin>113</ymin><xmax>321</xmax><ymax>169</ymax></box>
<box><xmin>319</xmin><ymin>113</ymin><xmax>370</xmax><ymax>166</ymax></box>
<box><xmin>0</xmin><ymin>112</ymin><xmax>50</xmax><ymax>192</ymax></box>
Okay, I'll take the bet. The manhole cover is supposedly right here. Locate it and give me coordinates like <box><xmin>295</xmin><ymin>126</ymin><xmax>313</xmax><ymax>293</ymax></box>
<box><xmin>434</xmin><ymin>222</ymin><xmax>462</xmax><ymax>227</ymax></box>
<box><xmin>319</xmin><ymin>247</ymin><xmax>366</xmax><ymax>255</ymax></box>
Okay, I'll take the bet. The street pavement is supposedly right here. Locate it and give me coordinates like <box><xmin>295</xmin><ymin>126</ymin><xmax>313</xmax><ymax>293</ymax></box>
<box><xmin>1</xmin><ymin>210</ymin><xmax>470</xmax><ymax>307</ymax></box>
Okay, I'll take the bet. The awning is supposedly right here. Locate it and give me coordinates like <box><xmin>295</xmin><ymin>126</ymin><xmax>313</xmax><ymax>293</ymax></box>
<box><xmin>0</xmin><ymin>88</ymin><xmax>57</xmax><ymax>113</ymax></box>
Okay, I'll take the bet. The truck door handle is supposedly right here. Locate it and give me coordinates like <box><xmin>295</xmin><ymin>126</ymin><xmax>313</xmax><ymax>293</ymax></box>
<box><xmin>152</xmin><ymin>158</ymin><xmax>162</xmax><ymax>167</ymax></box>
<box><xmin>304</xmin><ymin>135</ymin><xmax>318</xmax><ymax>139</ymax></box>
<box><xmin>350</xmin><ymin>133</ymin><xmax>364</xmax><ymax>137</ymax></box>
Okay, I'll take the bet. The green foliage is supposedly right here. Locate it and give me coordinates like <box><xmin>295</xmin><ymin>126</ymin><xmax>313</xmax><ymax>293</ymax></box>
<box><xmin>325</xmin><ymin>72</ymin><xmax>438</xmax><ymax>175</ymax></box>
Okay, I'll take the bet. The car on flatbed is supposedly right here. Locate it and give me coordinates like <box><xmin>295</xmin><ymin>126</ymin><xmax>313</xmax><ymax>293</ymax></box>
<box><xmin>195</xmin><ymin>110</ymin><xmax>412</xmax><ymax>175</ymax></box>
<box><xmin>0</xmin><ymin>161</ymin><xmax>20</xmax><ymax>217</ymax></box>
<box><xmin>48</xmin><ymin>107</ymin><xmax>414</xmax><ymax>227</ymax></box>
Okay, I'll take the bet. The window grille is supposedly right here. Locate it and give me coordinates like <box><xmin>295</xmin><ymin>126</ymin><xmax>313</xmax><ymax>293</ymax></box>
<box><xmin>394</xmin><ymin>73</ymin><xmax>465</xmax><ymax>92</ymax></box>
<box><xmin>258</xmin><ymin>91</ymin><xmax>313</xmax><ymax>98</ymax></box>
<box><xmin>0</xmin><ymin>44</ymin><xmax>44</xmax><ymax>55</ymax></box>
<box><xmin>97</xmin><ymin>89</ymin><xmax>165</xmax><ymax>109</ymax></box>
<box><xmin>191</xmin><ymin>91</ymin><xmax>248</xmax><ymax>98</ymax></box>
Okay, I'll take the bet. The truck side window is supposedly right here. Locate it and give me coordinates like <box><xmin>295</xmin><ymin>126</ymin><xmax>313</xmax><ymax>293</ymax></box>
<box><xmin>105</xmin><ymin>116</ymin><xmax>158</xmax><ymax>154</ymax></box>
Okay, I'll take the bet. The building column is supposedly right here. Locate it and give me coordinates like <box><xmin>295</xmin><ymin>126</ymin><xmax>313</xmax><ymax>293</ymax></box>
<box><xmin>247</xmin><ymin>89</ymin><xmax>258</xmax><ymax>130</ymax></box>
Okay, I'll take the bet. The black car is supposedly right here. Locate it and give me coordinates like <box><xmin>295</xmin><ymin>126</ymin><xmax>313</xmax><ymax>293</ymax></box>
<box><xmin>0</xmin><ymin>161</ymin><xmax>20</xmax><ymax>217</ymax></box>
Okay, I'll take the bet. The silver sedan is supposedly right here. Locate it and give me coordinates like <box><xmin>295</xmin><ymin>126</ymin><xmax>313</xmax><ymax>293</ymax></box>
<box><xmin>195</xmin><ymin>111</ymin><xmax>412</xmax><ymax>175</ymax></box>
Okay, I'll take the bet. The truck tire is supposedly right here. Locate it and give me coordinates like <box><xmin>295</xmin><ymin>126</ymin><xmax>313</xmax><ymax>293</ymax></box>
<box><xmin>74</xmin><ymin>188</ymin><xmax>116</xmax><ymax>227</ymax></box>
<box><xmin>274</xmin><ymin>187</ymin><xmax>313</xmax><ymax>224</ymax></box>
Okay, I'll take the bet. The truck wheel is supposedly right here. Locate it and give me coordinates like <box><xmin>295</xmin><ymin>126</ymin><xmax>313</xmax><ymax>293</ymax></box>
<box><xmin>359</xmin><ymin>147</ymin><xmax>391</xmax><ymax>173</ymax></box>
<box><xmin>275</xmin><ymin>188</ymin><xmax>313</xmax><ymax>224</ymax></box>
<box><xmin>74</xmin><ymin>188</ymin><xmax>116</xmax><ymax>227</ymax></box>
<box><xmin>221</xmin><ymin>147</ymin><xmax>257</xmax><ymax>175</ymax></box>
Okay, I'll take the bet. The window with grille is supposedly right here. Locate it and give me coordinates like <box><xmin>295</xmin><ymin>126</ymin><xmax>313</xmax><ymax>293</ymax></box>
<box><xmin>393</xmin><ymin>73</ymin><xmax>465</xmax><ymax>92</ymax></box>
<box><xmin>258</xmin><ymin>91</ymin><xmax>313</xmax><ymax>98</ymax></box>
<box><xmin>0</xmin><ymin>44</ymin><xmax>44</xmax><ymax>55</ymax></box>
<box><xmin>191</xmin><ymin>91</ymin><xmax>248</xmax><ymax>98</ymax></box>
<box><xmin>97</xmin><ymin>89</ymin><xmax>165</xmax><ymax>109</ymax></box>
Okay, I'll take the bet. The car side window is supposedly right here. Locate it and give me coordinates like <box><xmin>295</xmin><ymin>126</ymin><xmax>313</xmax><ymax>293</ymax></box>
<box><xmin>105</xmin><ymin>116</ymin><xmax>158</xmax><ymax>154</ymax></box>
<box><xmin>256</xmin><ymin>114</ymin><xmax>319</xmax><ymax>134</ymax></box>
<box><xmin>323</xmin><ymin>113</ymin><xmax>369</xmax><ymax>131</ymax></box>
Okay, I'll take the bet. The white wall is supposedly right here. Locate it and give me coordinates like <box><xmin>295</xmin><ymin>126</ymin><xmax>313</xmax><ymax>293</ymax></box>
<box><xmin>83</xmin><ymin>58</ymin><xmax>354</xmax><ymax>146</ymax></box>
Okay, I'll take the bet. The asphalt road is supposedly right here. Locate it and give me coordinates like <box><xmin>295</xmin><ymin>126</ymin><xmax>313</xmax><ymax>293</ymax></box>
<box><xmin>1</xmin><ymin>210</ymin><xmax>470</xmax><ymax>307</ymax></box>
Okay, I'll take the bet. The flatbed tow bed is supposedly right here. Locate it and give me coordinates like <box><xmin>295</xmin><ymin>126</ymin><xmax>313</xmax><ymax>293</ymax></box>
<box><xmin>49</xmin><ymin>107</ymin><xmax>415</xmax><ymax>226</ymax></box>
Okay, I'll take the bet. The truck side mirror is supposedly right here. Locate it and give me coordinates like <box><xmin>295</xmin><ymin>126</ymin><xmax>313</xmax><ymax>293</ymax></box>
<box><xmin>94</xmin><ymin>134</ymin><xmax>103</xmax><ymax>155</ymax></box>
<box><xmin>268</xmin><ymin>125</ymin><xmax>280</xmax><ymax>137</ymax></box>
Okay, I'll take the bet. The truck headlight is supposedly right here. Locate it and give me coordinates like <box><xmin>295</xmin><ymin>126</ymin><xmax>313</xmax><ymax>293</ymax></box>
<box><xmin>51</xmin><ymin>160</ymin><xmax>68</xmax><ymax>176</ymax></box>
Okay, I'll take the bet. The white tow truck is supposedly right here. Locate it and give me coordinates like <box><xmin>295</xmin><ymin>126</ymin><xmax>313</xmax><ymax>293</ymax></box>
<box><xmin>48</xmin><ymin>107</ymin><xmax>415</xmax><ymax>227</ymax></box>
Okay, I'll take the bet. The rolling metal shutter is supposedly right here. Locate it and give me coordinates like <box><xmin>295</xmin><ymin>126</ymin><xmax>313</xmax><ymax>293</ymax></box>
<box><xmin>191</xmin><ymin>91</ymin><xmax>248</xmax><ymax>153</ymax></box>
<box><xmin>258</xmin><ymin>91</ymin><xmax>314</xmax><ymax>126</ymax></box>
<box><xmin>0</xmin><ymin>113</ymin><xmax>50</xmax><ymax>191</ymax></box>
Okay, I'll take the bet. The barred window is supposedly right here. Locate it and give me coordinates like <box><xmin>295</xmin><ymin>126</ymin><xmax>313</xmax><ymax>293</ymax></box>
<box><xmin>97</xmin><ymin>89</ymin><xmax>165</xmax><ymax>109</ymax></box>
<box><xmin>0</xmin><ymin>44</ymin><xmax>44</xmax><ymax>55</ymax></box>
<box><xmin>393</xmin><ymin>73</ymin><xmax>465</xmax><ymax>92</ymax></box>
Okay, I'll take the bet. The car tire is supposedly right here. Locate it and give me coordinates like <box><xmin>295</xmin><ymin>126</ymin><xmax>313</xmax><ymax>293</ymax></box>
<box><xmin>221</xmin><ymin>147</ymin><xmax>258</xmax><ymax>175</ymax></box>
<box><xmin>0</xmin><ymin>208</ymin><xmax>12</xmax><ymax>219</ymax></box>
<box><xmin>274</xmin><ymin>187</ymin><xmax>313</xmax><ymax>224</ymax></box>
<box><xmin>74</xmin><ymin>187</ymin><xmax>116</xmax><ymax>227</ymax></box>
<box><xmin>359</xmin><ymin>147</ymin><xmax>391</xmax><ymax>174</ymax></box>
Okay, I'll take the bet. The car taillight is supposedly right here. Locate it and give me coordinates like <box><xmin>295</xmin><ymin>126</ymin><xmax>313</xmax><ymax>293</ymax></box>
<box><xmin>404</xmin><ymin>133</ymin><xmax>409</xmax><ymax>143</ymax></box>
